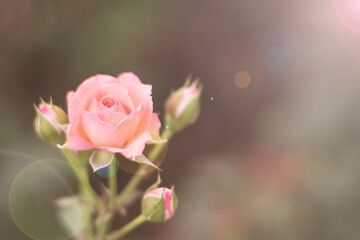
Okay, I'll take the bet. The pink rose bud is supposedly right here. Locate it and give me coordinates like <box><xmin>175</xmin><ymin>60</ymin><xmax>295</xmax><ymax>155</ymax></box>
<box><xmin>142</xmin><ymin>187</ymin><xmax>178</xmax><ymax>222</ymax></box>
<box><xmin>34</xmin><ymin>99</ymin><xmax>68</xmax><ymax>145</ymax></box>
<box><xmin>165</xmin><ymin>76</ymin><xmax>202</xmax><ymax>133</ymax></box>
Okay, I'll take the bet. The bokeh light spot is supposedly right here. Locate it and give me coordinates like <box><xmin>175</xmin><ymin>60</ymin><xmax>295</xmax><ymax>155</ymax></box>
<box><xmin>9</xmin><ymin>159</ymin><xmax>89</xmax><ymax>240</ymax></box>
<box><xmin>234</xmin><ymin>71</ymin><xmax>251</xmax><ymax>88</ymax></box>
<box><xmin>259</xmin><ymin>30</ymin><xmax>301</xmax><ymax>73</ymax></box>
<box><xmin>263</xmin><ymin>46</ymin><xmax>289</xmax><ymax>71</ymax></box>
<box><xmin>95</xmin><ymin>161</ymin><xmax>119</xmax><ymax>178</ymax></box>
<box><xmin>335</xmin><ymin>0</ymin><xmax>360</xmax><ymax>34</ymax></box>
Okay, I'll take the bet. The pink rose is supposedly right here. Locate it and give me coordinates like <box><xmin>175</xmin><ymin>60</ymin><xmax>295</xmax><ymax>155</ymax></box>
<box><xmin>66</xmin><ymin>73</ymin><xmax>161</xmax><ymax>160</ymax></box>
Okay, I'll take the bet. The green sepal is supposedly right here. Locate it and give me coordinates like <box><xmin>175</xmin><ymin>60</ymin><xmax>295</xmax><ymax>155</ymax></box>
<box><xmin>171</xmin><ymin>186</ymin><xmax>178</xmax><ymax>214</ymax></box>
<box><xmin>134</xmin><ymin>154</ymin><xmax>160</xmax><ymax>170</ymax></box>
<box><xmin>49</xmin><ymin>97</ymin><xmax>68</xmax><ymax>124</ymax></box>
<box><xmin>142</xmin><ymin>196</ymin><xmax>165</xmax><ymax>222</ymax></box>
<box><xmin>144</xmin><ymin>172</ymin><xmax>162</xmax><ymax>195</ymax></box>
<box><xmin>89</xmin><ymin>150</ymin><xmax>115</xmax><ymax>172</ymax></box>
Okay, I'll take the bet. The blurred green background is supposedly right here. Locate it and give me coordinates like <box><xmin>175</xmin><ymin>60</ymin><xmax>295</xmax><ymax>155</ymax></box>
<box><xmin>1</xmin><ymin>0</ymin><xmax>360</xmax><ymax>239</ymax></box>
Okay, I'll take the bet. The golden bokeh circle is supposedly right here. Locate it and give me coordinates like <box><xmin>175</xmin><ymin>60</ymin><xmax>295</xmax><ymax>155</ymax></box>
<box><xmin>234</xmin><ymin>71</ymin><xmax>251</xmax><ymax>88</ymax></box>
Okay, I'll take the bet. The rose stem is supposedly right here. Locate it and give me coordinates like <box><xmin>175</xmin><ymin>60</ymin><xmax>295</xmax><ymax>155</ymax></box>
<box><xmin>62</xmin><ymin>149</ymin><xmax>104</xmax><ymax>209</ymax></box>
<box><xmin>116</xmin><ymin>129</ymin><xmax>174</xmax><ymax>205</ymax></box>
<box><xmin>105</xmin><ymin>214</ymin><xmax>147</xmax><ymax>240</ymax></box>
<box><xmin>62</xmin><ymin>149</ymin><xmax>101</xmax><ymax>238</ymax></box>
<box><xmin>97</xmin><ymin>159</ymin><xmax>118</xmax><ymax>237</ymax></box>
<box><xmin>109</xmin><ymin>158</ymin><xmax>118</xmax><ymax>209</ymax></box>
<box><xmin>100</xmin><ymin>129</ymin><xmax>173</xmax><ymax>237</ymax></box>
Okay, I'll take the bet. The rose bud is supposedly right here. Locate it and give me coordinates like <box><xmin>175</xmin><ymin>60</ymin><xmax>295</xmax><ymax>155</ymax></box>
<box><xmin>34</xmin><ymin>99</ymin><xmax>68</xmax><ymax>145</ymax></box>
<box><xmin>142</xmin><ymin>187</ymin><xmax>178</xmax><ymax>222</ymax></box>
<box><xmin>165</xmin><ymin>76</ymin><xmax>202</xmax><ymax>133</ymax></box>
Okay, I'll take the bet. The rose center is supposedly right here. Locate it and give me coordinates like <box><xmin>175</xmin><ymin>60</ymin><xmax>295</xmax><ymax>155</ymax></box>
<box><xmin>101</xmin><ymin>96</ymin><xmax>118</xmax><ymax>108</ymax></box>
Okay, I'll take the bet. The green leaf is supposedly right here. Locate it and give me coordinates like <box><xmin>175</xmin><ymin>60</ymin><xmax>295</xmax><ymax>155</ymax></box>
<box><xmin>54</xmin><ymin>196</ymin><xmax>91</xmax><ymax>236</ymax></box>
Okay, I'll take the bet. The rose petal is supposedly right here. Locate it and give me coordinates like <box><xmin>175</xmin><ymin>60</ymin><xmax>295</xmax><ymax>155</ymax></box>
<box><xmin>80</xmin><ymin>111</ymin><xmax>124</xmax><ymax>148</ymax></box>
<box><xmin>115</xmin><ymin>103</ymin><xmax>152</xmax><ymax>143</ymax></box>
<box><xmin>68</xmin><ymin>86</ymin><xmax>99</xmax><ymax>134</ymax></box>
<box><xmin>117</xmin><ymin>72</ymin><xmax>141</xmax><ymax>84</ymax></box>
<box><xmin>76</xmin><ymin>74</ymin><xmax>118</xmax><ymax>91</ymax></box>
<box><xmin>38</xmin><ymin>104</ymin><xmax>58</xmax><ymax>123</ymax></box>
<box><xmin>148</xmin><ymin>113</ymin><xmax>161</xmax><ymax>134</ymax></box>
<box><xmin>100</xmin><ymin>132</ymin><xmax>152</xmax><ymax>160</ymax></box>
<box><xmin>99</xmin><ymin>84</ymin><xmax>135</xmax><ymax>113</ymax></box>
<box><xmin>67</xmin><ymin>122</ymin><xmax>89</xmax><ymax>143</ymax></box>
<box><xmin>69</xmin><ymin>76</ymin><xmax>126</xmax><ymax>128</ymax></box>
<box><xmin>67</xmin><ymin>136</ymin><xmax>95</xmax><ymax>150</ymax></box>
<box><xmin>124</xmin><ymin>132</ymin><xmax>152</xmax><ymax>158</ymax></box>
<box><xmin>143</xmin><ymin>188</ymin><xmax>165</xmax><ymax>199</ymax></box>
<box><xmin>164</xmin><ymin>190</ymin><xmax>174</xmax><ymax>220</ymax></box>
<box><xmin>88</xmin><ymin>98</ymin><xmax>101</xmax><ymax>113</ymax></box>
<box><xmin>117</xmin><ymin>72</ymin><xmax>152</xmax><ymax>108</ymax></box>
<box><xmin>66</xmin><ymin>91</ymin><xmax>74</xmax><ymax>111</ymax></box>
<box><xmin>96</xmin><ymin>110</ymin><xmax>127</xmax><ymax>127</ymax></box>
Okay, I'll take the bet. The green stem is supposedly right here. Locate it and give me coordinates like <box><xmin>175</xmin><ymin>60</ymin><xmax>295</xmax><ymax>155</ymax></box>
<box><xmin>61</xmin><ymin>150</ymin><xmax>98</xmax><ymax>238</ymax></box>
<box><xmin>109</xmin><ymin>159</ymin><xmax>117</xmax><ymax>210</ymax></box>
<box><xmin>96</xmin><ymin>159</ymin><xmax>118</xmax><ymax>238</ymax></box>
<box><xmin>105</xmin><ymin>215</ymin><xmax>147</xmax><ymax>240</ymax></box>
<box><xmin>79</xmin><ymin>179</ymin><xmax>94</xmax><ymax>238</ymax></box>
<box><xmin>62</xmin><ymin>150</ymin><xmax>103</xmax><ymax>209</ymax></box>
<box><xmin>117</xmin><ymin>129</ymin><xmax>174</xmax><ymax>205</ymax></box>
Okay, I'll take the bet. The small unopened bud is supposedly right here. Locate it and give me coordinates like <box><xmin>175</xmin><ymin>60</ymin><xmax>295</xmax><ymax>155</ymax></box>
<box><xmin>142</xmin><ymin>187</ymin><xmax>178</xmax><ymax>222</ymax></box>
<box><xmin>34</xmin><ymin>99</ymin><xmax>68</xmax><ymax>145</ymax></box>
<box><xmin>165</xmin><ymin>76</ymin><xmax>202</xmax><ymax>133</ymax></box>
